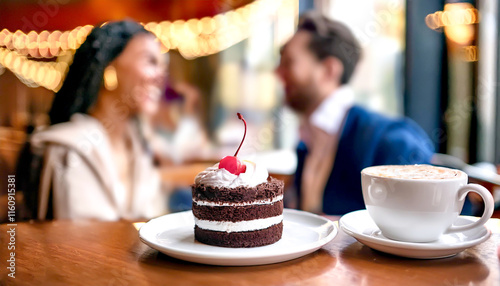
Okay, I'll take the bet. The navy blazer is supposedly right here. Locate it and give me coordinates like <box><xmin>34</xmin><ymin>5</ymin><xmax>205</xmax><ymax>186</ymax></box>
<box><xmin>295</xmin><ymin>105</ymin><xmax>436</xmax><ymax>215</ymax></box>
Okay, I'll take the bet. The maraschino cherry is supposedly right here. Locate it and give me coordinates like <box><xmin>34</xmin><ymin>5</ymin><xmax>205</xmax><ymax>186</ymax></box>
<box><xmin>219</xmin><ymin>113</ymin><xmax>247</xmax><ymax>175</ymax></box>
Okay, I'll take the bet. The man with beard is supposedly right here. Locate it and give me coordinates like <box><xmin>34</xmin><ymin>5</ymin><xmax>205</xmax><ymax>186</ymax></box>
<box><xmin>275</xmin><ymin>12</ymin><xmax>434</xmax><ymax>215</ymax></box>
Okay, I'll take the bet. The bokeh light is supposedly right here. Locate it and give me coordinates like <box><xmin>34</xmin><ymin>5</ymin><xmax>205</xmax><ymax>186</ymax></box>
<box><xmin>0</xmin><ymin>0</ymin><xmax>296</xmax><ymax>91</ymax></box>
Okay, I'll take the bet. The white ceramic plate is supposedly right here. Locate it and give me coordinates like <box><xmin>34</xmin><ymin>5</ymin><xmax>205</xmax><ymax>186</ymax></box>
<box><xmin>339</xmin><ymin>210</ymin><xmax>491</xmax><ymax>259</ymax></box>
<box><xmin>139</xmin><ymin>208</ymin><xmax>337</xmax><ymax>266</ymax></box>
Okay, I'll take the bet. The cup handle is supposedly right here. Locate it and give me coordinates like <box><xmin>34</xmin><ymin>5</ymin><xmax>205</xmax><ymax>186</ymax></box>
<box><xmin>446</xmin><ymin>184</ymin><xmax>494</xmax><ymax>233</ymax></box>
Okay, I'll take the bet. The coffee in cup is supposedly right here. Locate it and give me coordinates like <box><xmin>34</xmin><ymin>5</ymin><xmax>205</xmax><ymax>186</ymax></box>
<box><xmin>361</xmin><ymin>165</ymin><xmax>494</xmax><ymax>243</ymax></box>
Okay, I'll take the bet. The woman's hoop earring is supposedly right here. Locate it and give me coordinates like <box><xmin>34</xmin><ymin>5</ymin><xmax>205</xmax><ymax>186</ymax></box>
<box><xmin>103</xmin><ymin>66</ymin><xmax>118</xmax><ymax>91</ymax></box>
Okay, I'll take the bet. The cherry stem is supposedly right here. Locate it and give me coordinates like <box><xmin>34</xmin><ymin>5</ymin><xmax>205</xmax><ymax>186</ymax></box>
<box><xmin>234</xmin><ymin>113</ymin><xmax>246</xmax><ymax>157</ymax></box>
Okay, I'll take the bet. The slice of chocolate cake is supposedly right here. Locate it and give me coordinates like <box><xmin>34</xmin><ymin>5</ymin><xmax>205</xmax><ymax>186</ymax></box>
<box><xmin>193</xmin><ymin>113</ymin><xmax>284</xmax><ymax>247</ymax></box>
<box><xmin>192</xmin><ymin>162</ymin><xmax>284</xmax><ymax>248</ymax></box>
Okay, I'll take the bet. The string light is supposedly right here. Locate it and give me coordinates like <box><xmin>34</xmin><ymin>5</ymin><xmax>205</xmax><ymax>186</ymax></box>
<box><xmin>426</xmin><ymin>3</ymin><xmax>477</xmax><ymax>46</ymax></box>
<box><xmin>426</xmin><ymin>4</ymin><xmax>479</xmax><ymax>30</ymax></box>
<box><xmin>0</xmin><ymin>0</ymin><xmax>297</xmax><ymax>91</ymax></box>
<box><xmin>1</xmin><ymin>0</ymin><xmax>292</xmax><ymax>58</ymax></box>
<box><xmin>0</xmin><ymin>25</ymin><xmax>91</xmax><ymax>59</ymax></box>
<box><xmin>0</xmin><ymin>47</ymin><xmax>65</xmax><ymax>91</ymax></box>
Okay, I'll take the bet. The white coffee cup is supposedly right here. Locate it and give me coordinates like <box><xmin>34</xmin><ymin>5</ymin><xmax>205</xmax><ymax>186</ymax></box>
<box><xmin>361</xmin><ymin>165</ymin><xmax>494</xmax><ymax>243</ymax></box>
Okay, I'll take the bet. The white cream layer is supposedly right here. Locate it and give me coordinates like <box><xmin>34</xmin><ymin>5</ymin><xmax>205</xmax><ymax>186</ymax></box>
<box><xmin>194</xmin><ymin>161</ymin><xmax>269</xmax><ymax>188</ymax></box>
<box><xmin>194</xmin><ymin>215</ymin><xmax>283</xmax><ymax>233</ymax></box>
<box><xmin>193</xmin><ymin>195</ymin><xmax>283</xmax><ymax>207</ymax></box>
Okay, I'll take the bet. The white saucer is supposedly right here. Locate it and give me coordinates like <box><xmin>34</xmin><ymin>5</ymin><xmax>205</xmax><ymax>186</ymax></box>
<box><xmin>139</xmin><ymin>209</ymin><xmax>337</xmax><ymax>266</ymax></box>
<box><xmin>339</xmin><ymin>210</ymin><xmax>491</xmax><ymax>259</ymax></box>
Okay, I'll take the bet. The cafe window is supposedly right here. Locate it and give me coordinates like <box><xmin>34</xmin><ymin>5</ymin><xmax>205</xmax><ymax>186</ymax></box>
<box><xmin>476</xmin><ymin>0</ymin><xmax>499</xmax><ymax>164</ymax></box>
<box><xmin>319</xmin><ymin>0</ymin><xmax>407</xmax><ymax>116</ymax></box>
<box><xmin>318</xmin><ymin>0</ymin><xmax>499</xmax><ymax>165</ymax></box>
<box><xmin>423</xmin><ymin>0</ymin><xmax>498</xmax><ymax>164</ymax></box>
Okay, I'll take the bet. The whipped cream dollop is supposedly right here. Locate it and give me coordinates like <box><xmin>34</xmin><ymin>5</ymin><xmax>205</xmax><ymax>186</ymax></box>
<box><xmin>195</xmin><ymin>160</ymin><xmax>269</xmax><ymax>188</ymax></box>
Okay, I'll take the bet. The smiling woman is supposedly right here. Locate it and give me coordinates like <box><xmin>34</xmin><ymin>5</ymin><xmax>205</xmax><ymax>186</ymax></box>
<box><xmin>17</xmin><ymin>20</ymin><xmax>168</xmax><ymax>221</ymax></box>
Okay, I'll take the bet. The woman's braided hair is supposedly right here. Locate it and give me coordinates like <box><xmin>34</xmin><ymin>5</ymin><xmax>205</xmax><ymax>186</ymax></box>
<box><xmin>49</xmin><ymin>20</ymin><xmax>150</xmax><ymax>125</ymax></box>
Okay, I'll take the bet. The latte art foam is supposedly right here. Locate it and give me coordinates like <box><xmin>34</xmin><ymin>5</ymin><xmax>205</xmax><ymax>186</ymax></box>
<box><xmin>363</xmin><ymin>165</ymin><xmax>463</xmax><ymax>180</ymax></box>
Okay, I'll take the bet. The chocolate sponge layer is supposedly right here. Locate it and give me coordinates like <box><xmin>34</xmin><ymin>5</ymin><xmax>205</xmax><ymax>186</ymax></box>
<box><xmin>192</xmin><ymin>176</ymin><xmax>285</xmax><ymax>248</ymax></box>
<box><xmin>194</xmin><ymin>222</ymin><xmax>283</xmax><ymax>248</ymax></box>
<box><xmin>192</xmin><ymin>177</ymin><xmax>284</xmax><ymax>203</ymax></box>
<box><xmin>193</xmin><ymin>201</ymin><xmax>283</xmax><ymax>222</ymax></box>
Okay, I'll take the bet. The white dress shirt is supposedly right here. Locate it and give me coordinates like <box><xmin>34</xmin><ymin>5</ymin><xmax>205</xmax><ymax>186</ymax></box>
<box><xmin>301</xmin><ymin>86</ymin><xmax>355</xmax><ymax>146</ymax></box>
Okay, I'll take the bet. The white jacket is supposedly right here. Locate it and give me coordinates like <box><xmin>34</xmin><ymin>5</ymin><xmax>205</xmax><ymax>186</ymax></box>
<box><xmin>31</xmin><ymin>114</ymin><xmax>166</xmax><ymax>220</ymax></box>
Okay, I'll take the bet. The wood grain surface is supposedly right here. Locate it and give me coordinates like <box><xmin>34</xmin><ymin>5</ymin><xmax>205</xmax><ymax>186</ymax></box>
<box><xmin>1</xmin><ymin>217</ymin><xmax>499</xmax><ymax>286</ymax></box>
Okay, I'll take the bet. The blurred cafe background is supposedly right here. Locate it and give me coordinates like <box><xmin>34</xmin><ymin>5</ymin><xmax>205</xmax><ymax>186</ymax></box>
<box><xmin>0</xmin><ymin>0</ymin><xmax>499</xmax><ymax>217</ymax></box>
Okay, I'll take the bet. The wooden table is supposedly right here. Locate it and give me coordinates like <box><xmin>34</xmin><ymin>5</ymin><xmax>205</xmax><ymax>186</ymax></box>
<box><xmin>1</xmin><ymin>217</ymin><xmax>499</xmax><ymax>285</ymax></box>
